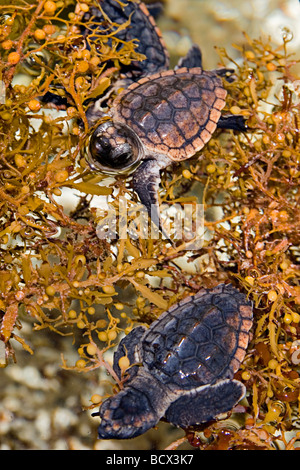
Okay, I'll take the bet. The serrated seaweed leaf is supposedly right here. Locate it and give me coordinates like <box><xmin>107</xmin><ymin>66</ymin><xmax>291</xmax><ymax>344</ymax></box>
<box><xmin>129</xmin><ymin>278</ymin><xmax>168</xmax><ymax>310</ymax></box>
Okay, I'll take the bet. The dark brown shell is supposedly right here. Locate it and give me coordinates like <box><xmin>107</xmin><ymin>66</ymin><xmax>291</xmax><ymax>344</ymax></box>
<box><xmin>112</xmin><ymin>67</ymin><xmax>226</xmax><ymax>161</ymax></box>
<box><xmin>140</xmin><ymin>283</ymin><xmax>252</xmax><ymax>388</ymax></box>
<box><xmin>97</xmin><ymin>284</ymin><xmax>253</xmax><ymax>440</ymax></box>
<box><xmin>84</xmin><ymin>0</ymin><xmax>169</xmax><ymax>78</ymax></box>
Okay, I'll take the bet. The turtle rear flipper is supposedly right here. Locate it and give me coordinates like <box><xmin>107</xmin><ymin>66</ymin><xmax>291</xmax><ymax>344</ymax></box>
<box><xmin>164</xmin><ymin>379</ymin><xmax>245</xmax><ymax>427</ymax></box>
<box><xmin>146</xmin><ymin>2</ymin><xmax>164</xmax><ymax>19</ymax></box>
<box><xmin>217</xmin><ymin>114</ymin><xmax>248</xmax><ymax>131</ymax></box>
<box><xmin>175</xmin><ymin>48</ymin><xmax>247</xmax><ymax>132</ymax></box>
<box><xmin>175</xmin><ymin>44</ymin><xmax>203</xmax><ymax>69</ymax></box>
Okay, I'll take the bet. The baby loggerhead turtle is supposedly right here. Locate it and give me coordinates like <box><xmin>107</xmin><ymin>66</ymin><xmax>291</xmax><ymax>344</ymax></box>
<box><xmin>97</xmin><ymin>284</ymin><xmax>253</xmax><ymax>439</ymax></box>
<box><xmin>84</xmin><ymin>0</ymin><xmax>246</xmax><ymax>234</ymax></box>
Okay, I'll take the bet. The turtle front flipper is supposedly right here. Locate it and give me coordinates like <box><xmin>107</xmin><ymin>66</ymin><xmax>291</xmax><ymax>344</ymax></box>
<box><xmin>164</xmin><ymin>379</ymin><xmax>246</xmax><ymax>428</ymax></box>
<box><xmin>132</xmin><ymin>159</ymin><xmax>171</xmax><ymax>241</ymax></box>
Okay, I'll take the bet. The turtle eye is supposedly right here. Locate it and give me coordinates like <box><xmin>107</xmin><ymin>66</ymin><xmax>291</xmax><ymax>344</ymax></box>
<box><xmin>21</xmin><ymin>44</ymin><xmax>52</xmax><ymax>76</ymax></box>
<box><xmin>85</xmin><ymin>121</ymin><xmax>144</xmax><ymax>174</ymax></box>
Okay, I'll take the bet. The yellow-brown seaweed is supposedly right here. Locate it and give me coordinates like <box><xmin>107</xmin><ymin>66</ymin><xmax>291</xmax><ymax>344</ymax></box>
<box><xmin>0</xmin><ymin>0</ymin><xmax>299</xmax><ymax>450</ymax></box>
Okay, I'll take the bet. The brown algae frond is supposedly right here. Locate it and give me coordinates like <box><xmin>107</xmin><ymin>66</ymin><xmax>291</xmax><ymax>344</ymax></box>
<box><xmin>0</xmin><ymin>1</ymin><xmax>299</xmax><ymax>449</ymax></box>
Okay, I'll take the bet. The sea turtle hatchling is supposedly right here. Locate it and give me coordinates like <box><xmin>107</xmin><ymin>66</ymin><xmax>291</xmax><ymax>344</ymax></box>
<box><xmin>97</xmin><ymin>284</ymin><xmax>253</xmax><ymax>439</ymax></box>
<box><xmin>84</xmin><ymin>0</ymin><xmax>247</xmax><ymax>234</ymax></box>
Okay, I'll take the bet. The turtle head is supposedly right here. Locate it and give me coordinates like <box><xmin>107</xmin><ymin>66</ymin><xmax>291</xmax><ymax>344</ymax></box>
<box><xmin>85</xmin><ymin>120</ymin><xmax>144</xmax><ymax>175</ymax></box>
<box><xmin>97</xmin><ymin>387</ymin><xmax>159</xmax><ymax>440</ymax></box>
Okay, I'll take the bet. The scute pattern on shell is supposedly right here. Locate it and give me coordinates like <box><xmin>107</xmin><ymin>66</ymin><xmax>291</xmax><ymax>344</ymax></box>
<box><xmin>97</xmin><ymin>284</ymin><xmax>253</xmax><ymax>439</ymax></box>
<box><xmin>140</xmin><ymin>283</ymin><xmax>252</xmax><ymax>389</ymax></box>
<box><xmin>112</xmin><ymin>67</ymin><xmax>227</xmax><ymax>161</ymax></box>
<box><xmin>84</xmin><ymin>0</ymin><xmax>169</xmax><ymax>78</ymax></box>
